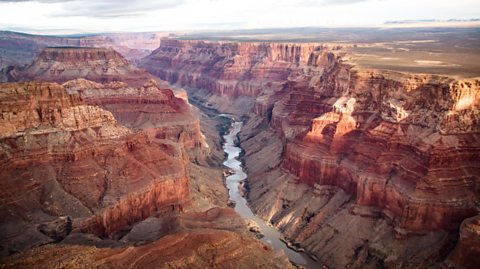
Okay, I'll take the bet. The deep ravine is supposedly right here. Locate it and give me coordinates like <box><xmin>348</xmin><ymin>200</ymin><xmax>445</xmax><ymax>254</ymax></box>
<box><xmin>222</xmin><ymin>117</ymin><xmax>320</xmax><ymax>269</ymax></box>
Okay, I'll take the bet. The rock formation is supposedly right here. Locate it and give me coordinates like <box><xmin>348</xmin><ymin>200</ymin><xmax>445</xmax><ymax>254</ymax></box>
<box><xmin>141</xmin><ymin>38</ymin><xmax>480</xmax><ymax>268</ymax></box>
<box><xmin>140</xmin><ymin>39</ymin><xmax>344</xmax><ymax>114</ymax></box>
<box><xmin>0</xmin><ymin>81</ymin><xmax>189</xmax><ymax>254</ymax></box>
<box><xmin>447</xmin><ymin>214</ymin><xmax>480</xmax><ymax>268</ymax></box>
<box><xmin>0</xmin><ymin>208</ymin><xmax>291</xmax><ymax>269</ymax></box>
<box><xmin>62</xmin><ymin>78</ymin><xmax>206</xmax><ymax>157</ymax></box>
<box><xmin>0</xmin><ymin>45</ymin><xmax>290</xmax><ymax>267</ymax></box>
<box><xmin>0</xmin><ymin>31</ymin><xmax>166</xmax><ymax>70</ymax></box>
<box><xmin>6</xmin><ymin>47</ymin><xmax>156</xmax><ymax>86</ymax></box>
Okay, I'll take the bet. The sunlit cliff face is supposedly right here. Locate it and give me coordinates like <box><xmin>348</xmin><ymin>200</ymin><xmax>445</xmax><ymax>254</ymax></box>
<box><xmin>306</xmin><ymin>97</ymin><xmax>357</xmax><ymax>142</ymax></box>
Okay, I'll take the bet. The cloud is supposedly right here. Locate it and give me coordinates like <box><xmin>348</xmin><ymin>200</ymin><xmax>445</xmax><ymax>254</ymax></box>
<box><xmin>0</xmin><ymin>0</ymin><xmax>186</xmax><ymax>17</ymax></box>
<box><xmin>0</xmin><ymin>0</ymin><xmax>72</xmax><ymax>2</ymax></box>
<box><xmin>323</xmin><ymin>0</ymin><xmax>373</xmax><ymax>4</ymax></box>
<box><xmin>298</xmin><ymin>0</ymin><xmax>382</xmax><ymax>6</ymax></box>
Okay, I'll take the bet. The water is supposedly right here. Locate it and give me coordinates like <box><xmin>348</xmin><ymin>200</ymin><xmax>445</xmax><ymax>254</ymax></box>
<box><xmin>222</xmin><ymin>118</ymin><xmax>320</xmax><ymax>269</ymax></box>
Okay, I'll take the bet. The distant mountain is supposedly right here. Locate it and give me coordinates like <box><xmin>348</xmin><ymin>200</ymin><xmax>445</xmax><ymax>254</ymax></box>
<box><xmin>0</xmin><ymin>30</ymin><xmax>168</xmax><ymax>70</ymax></box>
<box><xmin>385</xmin><ymin>18</ymin><xmax>480</xmax><ymax>24</ymax></box>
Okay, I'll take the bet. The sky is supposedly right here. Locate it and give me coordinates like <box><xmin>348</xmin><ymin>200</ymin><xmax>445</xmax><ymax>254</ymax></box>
<box><xmin>0</xmin><ymin>0</ymin><xmax>479</xmax><ymax>34</ymax></box>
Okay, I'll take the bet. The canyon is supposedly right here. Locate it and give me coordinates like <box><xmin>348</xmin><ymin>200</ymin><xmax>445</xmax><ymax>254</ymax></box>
<box><xmin>0</xmin><ymin>32</ymin><xmax>478</xmax><ymax>269</ymax></box>
<box><xmin>140</xmin><ymin>39</ymin><xmax>480</xmax><ymax>268</ymax></box>
<box><xmin>0</xmin><ymin>47</ymin><xmax>291</xmax><ymax>268</ymax></box>
<box><xmin>3</xmin><ymin>47</ymin><xmax>158</xmax><ymax>87</ymax></box>
<box><xmin>0</xmin><ymin>31</ymin><xmax>167</xmax><ymax>70</ymax></box>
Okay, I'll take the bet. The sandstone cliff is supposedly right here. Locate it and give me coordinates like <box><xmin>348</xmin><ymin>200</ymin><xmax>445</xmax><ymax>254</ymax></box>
<box><xmin>0</xmin><ymin>82</ymin><xmax>193</xmax><ymax>256</ymax></box>
<box><xmin>141</xmin><ymin>38</ymin><xmax>480</xmax><ymax>268</ymax></box>
<box><xmin>140</xmin><ymin>39</ymin><xmax>343</xmax><ymax>114</ymax></box>
<box><xmin>63</xmin><ymin>78</ymin><xmax>206</xmax><ymax>155</ymax></box>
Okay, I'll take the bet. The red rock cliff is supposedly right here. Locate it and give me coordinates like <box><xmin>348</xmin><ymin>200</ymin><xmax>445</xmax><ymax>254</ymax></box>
<box><xmin>0</xmin><ymin>82</ymin><xmax>190</xmax><ymax>255</ymax></box>
<box><xmin>7</xmin><ymin>47</ymin><xmax>155</xmax><ymax>86</ymax></box>
<box><xmin>141</xmin><ymin>39</ymin><xmax>480</xmax><ymax>268</ymax></box>
<box><xmin>62</xmin><ymin>78</ymin><xmax>209</xmax><ymax>158</ymax></box>
<box><xmin>141</xmin><ymin>39</ymin><xmax>342</xmax><ymax>100</ymax></box>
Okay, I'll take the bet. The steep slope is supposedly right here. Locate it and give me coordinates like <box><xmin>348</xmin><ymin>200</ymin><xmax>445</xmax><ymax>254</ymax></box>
<box><xmin>140</xmin><ymin>39</ymin><xmax>345</xmax><ymax>114</ymax></box>
<box><xmin>63</xmin><ymin>78</ymin><xmax>207</xmax><ymax>157</ymax></box>
<box><xmin>0</xmin><ymin>79</ymin><xmax>290</xmax><ymax>267</ymax></box>
<box><xmin>0</xmin><ymin>207</ymin><xmax>291</xmax><ymax>269</ymax></box>
<box><xmin>0</xmin><ymin>81</ymin><xmax>189</xmax><ymax>253</ymax></box>
<box><xmin>6</xmin><ymin>47</ymin><xmax>156</xmax><ymax>86</ymax></box>
<box><xmin>141</xmin><ymin>38</ymin><xmax>480</xmax><ymax>268</ymax></box>
<box><xmin>0</xmin><ymin>42</ymin><xmax>292</xmax><ymax>266</ymax></box>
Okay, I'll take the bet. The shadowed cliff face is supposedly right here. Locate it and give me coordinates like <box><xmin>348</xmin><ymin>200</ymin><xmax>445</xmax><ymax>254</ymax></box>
<box><xmin>0</xmin><ymin>81</ymin><xmax>190</xmax><ymax>254</ymax></box>
<box><xmin>141</xmin><ymin>38</ymin><xmax>480</xmax><ymax>268</ymax></box>
<box><xmin>0</xmin><ymin>207</ymin><xmax>291</xmax><ymax>269</ymax></box>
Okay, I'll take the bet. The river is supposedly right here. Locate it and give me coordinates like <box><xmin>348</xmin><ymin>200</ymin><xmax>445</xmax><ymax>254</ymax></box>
<box><xmin>222</xmin><ymin>117</ymin><xmax>319</xmax><ymax>269</ymax></box>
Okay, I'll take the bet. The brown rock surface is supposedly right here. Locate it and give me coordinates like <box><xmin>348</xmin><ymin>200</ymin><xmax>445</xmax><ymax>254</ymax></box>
<box><xmin>142</xmin><ymin>38</ymin><xmax>480</xmax><ymax>268</ymax></box>
<box><xmin>62</xmin><ymin>78</ymin><xmax>208</xmax><ymax>157</ymax></box>
<box><xmin>7</xmin><ymin>47</ymin><xmax>156</xmax><ymax>86</ymax></box>
<box><xmin>0</xmin><ymin>208</ymin><xmax>291</xmax><ymax>269</ymax></box>
<box><xmin>140</xmin><ymin>39</ymin><xmax>343</xmax><ymax>115</ymax></box>
<box><xmin>0</xmin><ymin>60</ymin><xmax>287</xmax><ymax>266</ymax></box>
<box><xmin>447</xmin><ymin>215</ymin><xmax>480</xmax><ymax>269</ymax></box>
<box><xmin>0</xmin><ymin>81</ymin><xmax>189</xmax><ymax>255</ymax></box>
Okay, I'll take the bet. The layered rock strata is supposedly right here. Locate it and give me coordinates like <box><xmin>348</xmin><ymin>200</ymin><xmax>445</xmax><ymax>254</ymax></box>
<box><xmin>0</xmin><ymin>31</ymin><xmax>166</xmax><ymax>70</ymax></box>
<box><xmin>141</xmin><ymin>38</ymin><xmax>480</xmax><ymax>268</ymax></box>
<box><xmin>6</xmin><ymin>47</ymin><xmax>156</xmax><ymax>86</ymax></box>
<box><xmin>140</xmin><ymin>39</ymin><xmax>343</xmax><ymax>114</ymax></box>
<box><xmin>0</xmin><ymin>50</ymin><xmax>287</xmax><ymax>266</ymax></box>
<box><xmin>62</xmin><ymin>78</ymin><xmax>208</xmax><ymax>158</ymax></box>
<box><xmin>0</xmin><ymin>82</ymin><xmax>191</xmax><ymax>256</ymax></box>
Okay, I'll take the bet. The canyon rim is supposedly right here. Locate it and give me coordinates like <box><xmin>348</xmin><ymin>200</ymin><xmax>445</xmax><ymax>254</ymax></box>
<box><xmin>1</xmin><ymin>1</ymin><xmax>480</xmax><ymax>269</ymax></box>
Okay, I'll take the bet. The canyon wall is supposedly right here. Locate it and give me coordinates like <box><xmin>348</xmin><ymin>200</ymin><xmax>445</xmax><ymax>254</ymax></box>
<box><xmin>0</xmin><ymin>46</ymin><xmax>291</xmax><ymax>268</ymax></box>
<box><xmin>140</xmin><ymin>39</ymin><xmax>343</xmax><ymax>114</ymax></box>
<box><xmin>0</xmin><ymin>31</ymin><xmax>166</xmax><ymax>70</ymax></box>
<box><xmin>63</xmin><ymin>78</ymin><xmax>208</xmax><ymax>158</ymax></box>
<box><xmin>0</xmin><ymin>82</ymin><xmax>189</xmax><ymax>254</ymax></box>
<box><xmin>5</xmin><ymin>47</ymin><xmax>156</xmax><ymax>87</ymax></box>
<box><xmin>141</xmin><ymin>38</ymin><xmax>480</xmax><ymax>268</ymax></box>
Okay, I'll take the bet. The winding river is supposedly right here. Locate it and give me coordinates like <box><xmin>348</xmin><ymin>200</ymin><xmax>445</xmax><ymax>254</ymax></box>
<box><xmin>222</xmin><ymin>117</ymin><xmax>319</xmax><ymax>269</ymax></box>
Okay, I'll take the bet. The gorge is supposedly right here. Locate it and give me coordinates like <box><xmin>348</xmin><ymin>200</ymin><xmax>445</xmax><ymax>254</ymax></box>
<box><xmin>0</xmin><ymin>46</ymin><xmax>292</xmax><ymax>268</ymax></box>
<box><xmin>222</xmin><ymin>117</ymin><xmax>318</xmax><ymax>268</ymax></box>
<box><xmin>0</xmin><ymin>32</ymin><xmax>479</xmax><ymax>269</ymax></box>
<box><xmin>140</xmin><ymin>39</ymin><xmax>480</xmax><ymax>268</ymax></box>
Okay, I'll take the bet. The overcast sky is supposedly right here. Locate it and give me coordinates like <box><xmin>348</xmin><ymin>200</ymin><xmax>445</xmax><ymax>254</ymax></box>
<box><xmin>0</xmin><ymin>0</ymin><xmax>479</xmax><ymax>34</ymax></box>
